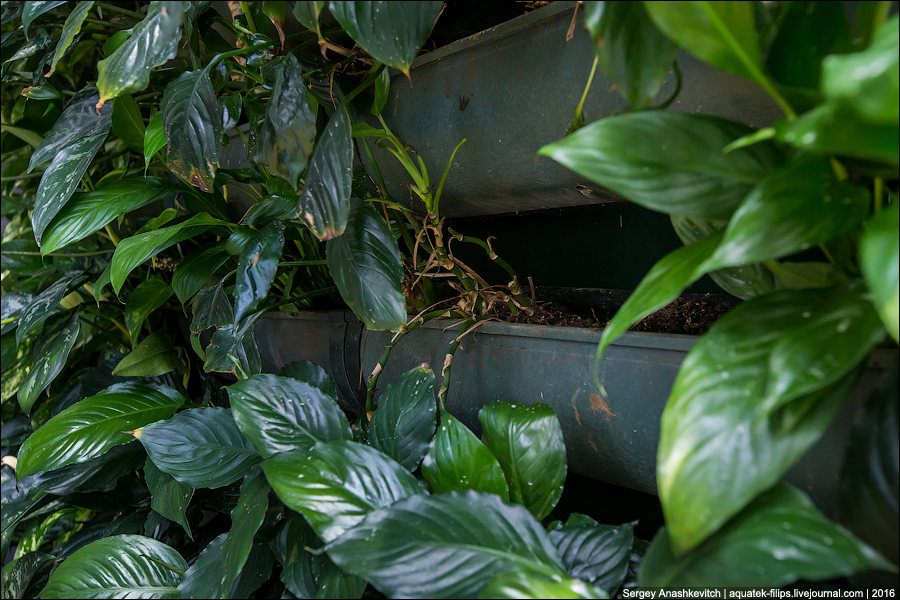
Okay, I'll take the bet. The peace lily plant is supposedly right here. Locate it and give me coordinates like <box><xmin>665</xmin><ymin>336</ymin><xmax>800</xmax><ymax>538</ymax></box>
<box><xmin>0</xmin><ymin>1</ymin><xmax>897</xmax><ymax>599</ymax></box>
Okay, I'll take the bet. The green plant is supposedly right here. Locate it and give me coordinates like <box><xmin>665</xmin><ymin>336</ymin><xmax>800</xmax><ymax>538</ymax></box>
<box><xmin>541</xmin><ymin>0</ymin><xmax>898</xmax><ymax>588</ymax></box>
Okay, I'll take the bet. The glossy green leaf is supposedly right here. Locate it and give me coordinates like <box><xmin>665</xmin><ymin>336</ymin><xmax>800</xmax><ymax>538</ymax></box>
<box><xmin>16</xmin><ymin>273</ymin><xmax>83</xmax><ymax>346</ymax></box>
<box><xmin>644</xmin><ymin>1</ymin><xmax>763</xmax><ymax>82</ymax></box>
<box><xmin>233</xmin><ymin>220</ymin><xmax>284</xmax><ymax>324</ymax></box>
<box><xmin>28</xmin><ymin>87</ymin><xmax>113</xmax><ymax>246</ymax></box>
<box><xmin>421</xmin><ymin>413</ymin><xmax>509</xmax><ymax>500</ymax></box>
<box><xmin>1</xmin><ymin>239</ymin><xmax>43</xmax><ymax>275</ymax></box>
<box><xmin>538</xmin><ymin>112</ymin><xmax>782</xmax><ymax>220</ymax></box>
<box><xmin>161</xmin><ymin>69</ymin><xmax>222</xmax><ymax>192</ymax></box>
<box><xmin>144</xmin><ymin>458</ymin><xmax>193</xmax><ymax>539</ymax></box>
<box><xmin>137</xmin><ymin>407</ymin><xmax>260</xmax><ymax>489</ymax></box>
<box><xmin>822</xmin><ymin>14</ymin><xmax>899</xmax><ymax>125</ymax></box>
<box><xmin>278</xmin><ymin>360</ymin><xmax>337</xmax><ymax>399</ymax></box>
<box><xmin>587</xmin><ymin>1</ymin><xmax>677</xmax><ymax>109</ymax></box>
<box><xmin>144</xmin><ymin>112</ymin><xmax>166</xmax><ymax>174</ymax></box>
<box><xmin>860</xmin><ymin>203</ymin><xmax>899</xmax><ymax>341</ymax></box>
<box><xmin>329</xmin><ymin>1</ymin><xmax>443</xmax><ymax>73</ymax></box>
<box><xmin>42</xmin><ymin>534</ymin><xmax>187</xmax><ymax>599</ymax></box>
<box><xmin>124</xmin><ymin>278</ymin><xmax>173</xmax><ymax>343</ymax></box>
<box><xmin>225</xmin><ymin>226</ymin><xmax>261</xmax><ymax>256</ymax></box>
<box><xmin>702</xmin><ymin>158</ymin><xmax>871</xmax><ymax>271</ymax></box>
<box><xmin>217</xmin><ymin>469</ymin><xmax>269</xmax><ymax>599</ymax></box>
<box><xmin>54</xmin><ymin>508</ymin><xmax>147</xmax><ymax>558</ymax></box>
<box><xmin>18</xmin><ymin>310</ymin><xmax>80</xmax><ymax>413</ymax></box>
<box><xmin>293</xmin><ymin>1</ymin><xmax>325</xmax><ymax>34</ymax></box>
<box><xmin>41</xmin><ymin>176</ymin><xmax>177</xmax><ymax>256</ymax></box>
<box><xmin>325</xmin><ymin>491</ymin><xmax>566</xmax><ymax>598</ymax></box>
<box><xmin>479</xmin><ymin>571</ymin><xmax>608</xmax><ymax>599</ymax></box>
<box><xmin>3</xmin><ymin>26</ymin><xmax>51</xmax><ymax>64</ymax></box>
<box><xmin>253</xmin><ymin>55</ymin><xmax>316</xmax><ymax>190</ymax></box>
<box><xmin>369</xmin><ymin>365</ymin><xmax>437</xmax><ymax>470</ymax></box>
<box><xmin>96</xmin><ymin>2</ymin><xmax>181</xmax><ymax>106</ymax></box>
<box><xmin>26</xmin><ymin>442</ymin><xmax>145</xmax><ymax>497</ymax></box>
<box><xmin>371</xmin><ymin>65</ymin><xmax>390</xmax><ymax>115</ymax></box>
<box><xmin>21</xmin><ymin>1</ymin><xmax>65</xmax><ymax>36</ymax></box>
<box><xmin>1</xmin><ymin>551</ymin><xmax>55</xmax><ymax>600</ymax></box>
<box><xmin>838</xmin><ymin>368</ymin><xmax>899</xmax><ymax>570</ymax></box>
<box><xmin>191</xmin><ymin>280</ymin><xmax>232</xmax><ymax>334</ymax></box>
<box><xmin>549</xmin><ymin>520</ymin><xmax>633</xmax><ymax>592</ymax></box>
<box><xmin>220</xmin><ymin>92</ymin><xmax>241</xmax><ymax>132</ymax></box>
<box><xmin>16</xmin><ymin>381</ymin><xmax>183</xmax><ymax>479</ymax></box>
<box><xmin>111</xmin><ymin>212</ymin><xmax>225</xmax><ymax>294</ymax></box>
<box><xmin>0</xmin><ymin>1</ymin><xmax>23</xmax><ymax>25</ymax></box>
<box><xmin>240</xmin><ymin>194</ymin><xmax>297</xmax><ymax>226</ymax></box>
<box><xmin>326</xmin><ymin>200</ymin><xmax>406</xmax><ymax>331</ymax></box>
<box><xmin>595</xmin><ymin>234</ymin><xmax>721</xmax><ymax>374</ymax></box>
<box><xmin>177</xmin><ymin>533</ymin><xmax>226</xmax><ymax>599</ymax></box>
<box><xmin>112</xmin><ymin>92</ymin><xmax>146</xmax><ymax>152</ymax></box>
<box><xmin>297</xmin><ymin>107</ymin><xmax>352</xmax><ymax>240</ymax></box>
<box><xmin>203</xmin><ymin>320</ymin><xmax>261</xmax><ymax>377</ymax></box>
<box><xmin>172</xmin><ymin>242</ymin><xmax>229</xmax><ymax>305</ymax></box>
<box><xmin>48</xmin><ymin>1</ymin><xmax>94</xmax><ymax>75</ymax></box>
<box><xmin>479</xmin><ymin>402</ymin><xmax>567</xmax><ymax>520</ymax></box>
<box><xmin>228</xmin><ymin>373</ymin><xmax>351</xmax><ymax>457</ymax></box>
<box><xmin>657</xmin><ymin>288</ymin><xmax>870</xmax><ymax>555</ymax></box>
<box><xmin>261</xmin><ymin>440</ymin><xmax>423</xmax><ymax>542</ymax></box>
<box><xmin>113</xmin><ymin>330</ymin><xmax>182</xmax><ymax>377</ymax></box>
<box><xmin>0</xmin><ymin>124</ymin><xmax>43</xmax><ymax>147</ymax></box>
<box><xmin>640</xmin><ymin>484</ymin><xmax>892</xmax><ymax>587</ymax></box>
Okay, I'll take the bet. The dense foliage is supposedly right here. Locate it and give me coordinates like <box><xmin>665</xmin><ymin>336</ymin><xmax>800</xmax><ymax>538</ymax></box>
<box><xmin>0</xmin><ymin>1</ymin><xmax>897</xmax><ymax>598</ymax></box>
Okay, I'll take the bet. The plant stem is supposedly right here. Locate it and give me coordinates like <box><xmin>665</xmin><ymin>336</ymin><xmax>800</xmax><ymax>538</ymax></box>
<box><xmin>96</xmin><ymin>2</ymin><xmax>145</xmax><ymax>20</ymax></box>
<box><xmin>874</xmin><ymin>177</ymin><xmax>884</xmax><ymax>213</ymax></box>
<box><xmin>7</xmin><ymin>249</ymin><xmax>114</xmax><ymax>257</ymax></box>
<box><xmin>1</xmin><ymin>172</ymin><xmax>44</xmax><ymax>182</ymax></box>
<box><xmin>436</xmin><ymin>318</ymin><xmax>473</xmax><ymax>411</ymax></box>
<box><xmin>343</xmin><ymin>64</ymin><xmax>387</xmax><ymax>106</ymax></box>
<box><xmin>278</xmin><ymin>260</ymin><xmax>328</xmax><ymax>267</ymax></box>
<box><xmin>240</xmin><ymin>1</ymin><xmax>257</xmax><ymax>33</ymax></box>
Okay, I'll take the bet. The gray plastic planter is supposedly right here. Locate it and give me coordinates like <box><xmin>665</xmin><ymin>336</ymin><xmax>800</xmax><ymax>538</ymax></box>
<box><xmin>256</xmin><ymin>309</ymin><xmax>897</xmax><ymax>518</ymax></box>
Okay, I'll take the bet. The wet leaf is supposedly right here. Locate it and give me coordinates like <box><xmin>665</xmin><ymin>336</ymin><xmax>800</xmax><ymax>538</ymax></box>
<box><xmin>240</xmin><ymin>194</ymin><xmax>297</xmax><ymax>226</ymax></box>
<box><xmin>203</xmin><ymin>320</ymin><xmax>261</xmax><ymax>377</ymax></box>
<box><xmin>1</xmin><ymin>551</ymin><xmax>55</xmax><ymax>600</ymax></box>
<box><xmin>278</xmin><ymin>360</ymin><xmax>337</xmax><ymax>398</ymax></box>
<box><xmin>18</xmin><ymin>310</ymin><xmax>80</xmax><ymax>413</ymax></box>
<box><xmin>479</xmin><ymin>571</ymin><xmax>608</xmax><ymax>599</ymax></box>
<box><xmin>172</xmin><ymin>242</ymin><xmax>230</xmax><ymax>305</ymax></box>
<box><xmin>177</xmin><ymin>533</ymin><xmax>227</xmax><ymax>599</ymax></box>
<box><xmin>549</xmin><ymin>520</ymin><xmax>633</xmax><ymax>592</ymax></box>
<box><xmin>221</xmin><ymin>92</ymin><xmax>241</xmax><ymax>132</ymax></box>
<box><xmin>297</xmin><ymin>107</ymin><xmax>352</xmax><ymax>239</ymax></box>
<box><xmin>191</xmin><ymin>280</ymin><xmax>232</xmax><ymax>334</ymax></box>
<box><xmin>218</xmin><ymin>469</ymin><xmax>270</xmax><ymax>599</ymax></box>
<box><xmin>124</xmin><ymin>279</ymin><xmax>174</xmax><ymax>343</ymax></box>
<box><xmin>369</xmin><ymin>366</ymin><xmax>437</xmax><ymax>471</ymax></box>
<box><xmin>48</xmin><ymin>1</ymin><xmax>94</xmax><ymax>75</ymax></box>
<box><xmin>16</xmin><ymin>273</ymin><xmax>83</xmax><ymax>346</ymax></box>
<box><xmin>233</xmin><ymin>220</ymin><xmax>284</xmax><ymax>325</ymax></box>
<box><xmin>860</xmin><ymin>203</ymin><xmax>899</xmax><ymax>342</ymax></box>
<box><xmin>113</xmin><ymin>330</ymin><xmax>182</xmax><ymax>377</ymax></box>
<box><xmin>144</xmin><ymin>458</ymin><xmax>193</xmax><ymax>539</ymax></box>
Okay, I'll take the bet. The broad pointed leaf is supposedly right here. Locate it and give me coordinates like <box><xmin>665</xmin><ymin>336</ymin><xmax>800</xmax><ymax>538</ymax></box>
<box><xmin>27</xmin><ymin>87</ymin><xmax>112</xmax><ymax>245</ymax></box>
<box><xmin>18</xmin><ymin>310</ymin><xmax>80</xmax><ymax>413</ymax></box>
<box><xmin>21</xmin><ymin>1</ymin><xmax>65</xmax><ymax>36</ymax></box>
<box><xmin>191</xmin><ymin>280</ymin><xmax>232</xmax><ymax>334</ymax></box>
<box><xmin>329</xmin><ymin>1</ymin><xmax>443</xmax><ymax>72</ymax></box>
<box><xmin>1</xmin><ymin>551</ymin><xmax>55</xmax><ymax>600</ymax></box>
<box><xmin>219</xmin><ymin>469</ymin><xmax>269</xmax><ymax>599</ymax></box>
<box><xmin>422</xmin><ymin>413</ymin><xmax>509</xmax><ymax>500</ymax></box>
<box><xmin>325</xmin><ymin>491</ymin><xmax>566</xmax><ymax>599</ymax></box>
<box><xmin>640</xmin><ymin>484</ymin><xmax>892</xmax><ymax>587</ymax></box>
<box><xmin>161</xmin><ymin>69</ymin><xmax>222</xmax><ymax>192</ymax></box>
<box><xmin>96</xmin><ymin>2</ymin><xmax>181</xmax><ymax>106</ymax></box>
<box><xmin>203</xmin><ymin>320</ymin><xmax>261</xmax><ymax>377</ymax></box>
<box><xmin>136</xmin><ymin>407</ymin><xmax>260</xmax><ymax>489</ymax></box>
<box><xmin>240</xmin><ymin>193</ymin><xmax>297</xmax><ymax>226</ymax></box>
<box><xmin>297</xmin><ymin>107</ymin><xmax>352</xmax><ymax>240</ymax></box>
<box><xmin>278</xmin><ymin>360</ymin><xmax>337</xmax><ymax>399</ymax></box>
<box><xmin>42</xmin><ymin>534</ymin><xmax>187</xmax><ymax>599</ymax></box>
<box><xmin>172</xmin><ymin>242</ymin><xmax>230</xmax><ymax>305</ymax></box>
<box><xmin>144</xmin><ymin>112</ymin><xmax>166</xmax><ymax>174</ymax></box>
<box><xmin>26</xmin><ymin>442</ymin><xmax>145</xmax><ymax>497</ymax></box>
<box><xmin>293</xmin><ymin>1</ymin><xmax>325</xmax><ymax>35</ymax></box>
<box><xmin>41</xmin><ymin>176</ymin><xmax>177</xmax><ymax>255</ymax></box>
<box><xmin>253</xmin><ymin>55</ymin><xmax>316</xmax><ymax>189</ymax></box>
<box><xmin>124</xmin><ymin>278</ymin><xmax>174</xmax><ymax>343</ymax></box>
<box><xmin>233</xmin><ymin>220</ymin><xmax>284</xmax><ymax>324</ymax></box>
<box><xmin>860</xmin><ymin>203</ymin><xmax>899</xmax><ymax>342</ymax></box>
<box><xmin>113</xmin><ymin>330</ymin><xmax>182</xmax><ymax>377</ymax></box>
<box><xmin>1</xmin><ymin>239</ymin><xmax>43</xmax><ymax>275</ymax></box>
<box><xmin>479</xmin><ymin>402</ymin><xmax>567</xmax><ymax>520</ymax></box>
<box><xmin>370</xmin><ymin>365</ymin><xmax>437</xmax><ymax>470</ymax></box>
<box><xmin>16</xmin><ymin>272</ymin><xmax>83</xmax><ymax>346</ymax></box>
<box><xmin>479</xmin><ymin>571</ymin><xmax>608</xmax><ymax>599</ymax></box>
<box><xmin>177</xmin><ymin>534</ymin><xmax>227</xmax><ymax>599</ymax></box>
<box><xmin>16</xmin><ymin>382</ymin><xmax>184</xmax><ymax>479</ymax></box>
<box><xmin>144</xmin><ymin>458</ymin><xmax>193</xmax><ymax>539</ymax></box>
<box><xmin>538</xmin><ymin>112</ymin><xmax>782</xmax><ymax>220</ymax></box>
<box><xmin>261</xmin><ymin>440</ymin><xmax>423</xmax><ymax>542</ymax></box>
<box><xmin>111</xmin><ymin>92</ymin><xmax>146</xmax><ymax>152</ymax></box>
<box><xmin>326</xmin><ymin>200</ymin><xmax>405</xmax><ymax>331</ymax></box>
<box><xmin>0</xmin><ymin>1</ymin><xmax>23</xmax><ymax>25</ymax></box>
<box><xmin>549</xmin><ymin>520</ymin><xmax>634</xmax><ymax>592</ymax></box>
<box><xmin>48</xmin><ymin>1</ymin><xmax>94</xmax><ymax>75</ymax></box>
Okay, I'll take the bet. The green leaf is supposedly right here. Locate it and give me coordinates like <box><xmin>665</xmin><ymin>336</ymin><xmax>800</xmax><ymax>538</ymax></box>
<box><xmin>261</xmin><ymin>440</ymin><xmax>424</xmax><ymax>542</ymax></box>
<box><xmin>478</xmin><ymin>402</ymin><xmax>567</xmax><ymax>520</ymax></box>
<box><xmin>144</xmin><ymin>458</ymin><xmax>193</xmax><ymax>539</ymax></box>
<box><xmin>203</xmin><ymin>320</ymin><xmax>261</xmax><ymax>377</ymax></box>
<box><xmin>218</xmin><ymin>469</ymin><xmax>269</xmax><ymax>599</ymax></box>
<box><xmin>293</xmin><ymin>1</ymin><xmax>325</xmax><ymax>35</ymax></box>
<box><xmin>228</xmin><ymin>373</ymin><xmax>352</xmax><ymax>457</ymax></box>
<box><xmin>16</xmin><ymin>273</ymin><xmax>83</xmax><ymax>346</ymax></box>
<box><xmin>18</xmin><ymin>310</ymin><xmax>80</xmax><ymax>413</ymax></box>
<box><xmin>329</xmin><ymin>1</ymin><xmax>443</xmax><ymax>73</ymax></box>
<box><xmin>172</xmin><ymin>242</ymin><xmax>230</xmax><ymax>305</ymax></box>
<box><xmin>701</xmin><ymin>158</ymin><xmax>871</xmax><ymax>271</ymax></box>
<box><xmin>220</xmin><ymin>92</ymin><xmax>241</xmax><ymax>132</ymax></box>
<box><xmin>111</xmin><ymin>212</ymin><xmax>225</xmax><ymax>294</ymax></box>
<box><xmin>325</xmin><ymin>491</ymin><xmax>566</xmax><ymax>598</ymax></box>
<box><xmin>191</xmin><ymin>280</ymin><xmax>232</xmax><ymax>334</ymax></box>
<box><xmin>112</xmin><ymin>92</ymin><xmax>146</xmax><ymax>152</ymax></box>
<box><xmin>326</xmin><ymin>200</ymin><xmax>406</xmax><ymax>331</ymax></box>
<box><xmin>28</xmin><ymin>87</ymin><xmax>113</xmax><ymax>246</ymax></box>
<box><xmin>113</xmin><ymin>330</ymin><xmax>182</xmax><ymax>377</ymax></box>
<box><xmin>640</xmin><ymin>484</ymin><xmax>893</xmax><ymax>587</ymax></box>
<box><xmin>421</xmin><ymin>413</ymin><xmax>509</xmax><ymax>500</ymax></box>
<box><xmin>1</xmin><ymin>291</ymin><xmax>32</xmax><ymax>335</ymax></box>
<box><xmin>26</xmin><ymin>442</ymin><xmax>145</xmax><ymax>497</ymax></box>
<box><xmin>96</xmin><ymin>2</ymin><xmax>182</xmax><ymax>106</ymax></box>
<box><xmin>1</xmin><ymin>551</ymin><xmax>55</xmax><ymax>600</ymax></box>
<box><xmin>644</xmin><ymin>1</ymin><xmax>763</xmax><ymax>82</ymax></box>
<box><xmin>297</xmin><ymin>107</ymin><xmax>352</xmax><ymax>240</ymax></box>
<box><xmin>253</xmin><ymin>55</ymin><xmax>316</xmax><ymax>190</ymax></box>
<box><xmin>657</xmin><ymin>288</ymin><xmax>871</xmax><ymax>555</ymax></box>
<box><xmin>16</xmin><ymin>381</ymin><xmax>183</xmax><ymax>479</ymax></box>
<box><xmin>371</xmin><ymin>65</ymin><xmax>390</xmax><ymax>115</ymax></box>
<box><xmin>41</xmin><ymin>176</ymin><xmax>177</xmax><ymax>256</ymax></box>
<box><xmin>177</xmin><ymin>534</ymin><xmax>226</xmax><ymax>599</ymax></box>
<box><xmin>42</xmin><ymin>534</ymin><xmax>187</xmax><ymax>599</ymax></box>
<box><xmin>860</xmin><ymin>203</ymin><xmax>899</xmax><ymax>342</ymax></box>
<box><xmin>233</xmin><ymin>220</ymin><xmax>284</xmax><ymax>324</ymax></box>
<box><xmin>479</xmin><ymin>571</ymin><xmax>608</xmax><ymax>599</ymax></box>
<box><xmin>161</xmin><ymin>69</ymin><xmax>222</xmax><ymax>192</ymax></box>
<box><xmin>1</xmin><ymin>239</ymin><xmax>44</xmax><ymax>275</ymax></box>
<box><xmin>137</xmin><ymin>407</ymin><xmax>261</xmax><ymax>489</ymax></box>
<box><xmin>0</xmin><ymin>1</ymin><xmax>23</xmax><ymax>25</ymax></box>
<box><xmin>124</xmin><ymin>278</ymin><xmax>174</xmax><ymax>343</ymax></box>
<box><xmin>21</xmin><ymin>1</ymin><xmax>65</xmax><ymax>36</ymax></box>
<box><xmin>538</xmin><ymin>112</ymin><xmax>782</xmax><ymax>220</ymax></box>
<box><xmin>240</xmin><ymin>194</ymin><xmax>297</xmax><ymax>226</ymax></box>
<box><xmin>821</xmin><ymin>14</ymin><xmax>899</xmax><ymax>125</ymax></box>
<box><xmin>587</xmin><ymin>1</ymin><xmax>678</xmax><ymax>109</ymax></box>
<box><xmin>549</xmin><ymin>521</ymin><xmax>634</xmax><ymax>592</ymax></box>
<box><xmin>369</xmin><ymin>365</ymin><xmax>437</xmax><ymax>470</ymax></box>
<box><xmin>3</xmin><ymin>26</ymin><xmax>51</xmax><ymax>64</ymax></box>
<box><xmin>767</xmin><ymin>261</ymin><xmax>835</xmax><ymax>290</ymax></box>
<box><xmin>278</xmin><ymin>360</ymin><xmax>337</xmax><ymax>398</ymax></box>
<box><xmin>144</xmin><ymin>112</ymin><xmax>166</xmax><ymax>174</ymax></box>
<box><xmin>0</xmin><ymin>123</ymin><xmax>43</xmax><ymax>147</ymax></box>
<box><xmin>48</xmin><ymin>1</ymin><xmax>94</xmax><ymax>75</ymax></box>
